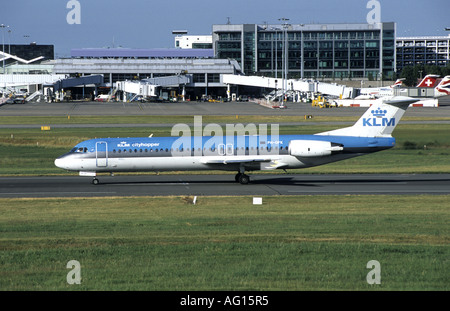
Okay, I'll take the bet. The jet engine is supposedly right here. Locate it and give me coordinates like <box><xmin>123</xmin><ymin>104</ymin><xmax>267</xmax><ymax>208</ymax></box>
<box><xmin>289</xmin><ymin>140</ymin><xmax>343</xmax><ymax>157</ymax></box>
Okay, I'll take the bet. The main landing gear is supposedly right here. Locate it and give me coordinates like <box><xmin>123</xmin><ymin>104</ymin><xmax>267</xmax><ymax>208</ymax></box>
<box><xmin>92</xmin><ymin>178</ymin><xmax>100</xmax><ymax>185</ymax></box>
<box><xmin>235</xmin><ymin>172</ymin><xmax>250</xmax><ymax>185</ymax></box>
<box><xmin>235</xmin><ymin>165</ymin><xmax>251</xmax><ymax>185</ymax></box>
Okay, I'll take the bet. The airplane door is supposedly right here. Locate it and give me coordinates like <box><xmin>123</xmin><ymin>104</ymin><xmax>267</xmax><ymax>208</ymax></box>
<box><xmin>96</xmin><ymin>142</ymin><xmax>108</xmax><ymax>167</ymax></box>
<box><xmin>226</xmin><ymin>144</ymin><xmax>234</xmax><ymax>156</ymax></box>
<box><xmin>218</xmin><ymin>144</ymin><xmax>234</xmax><ymax>156</ymax></box>
<box><xmin>218</xmin><ymin>144</ymin><xmax>226</xmax><ymax>156</ymax></box>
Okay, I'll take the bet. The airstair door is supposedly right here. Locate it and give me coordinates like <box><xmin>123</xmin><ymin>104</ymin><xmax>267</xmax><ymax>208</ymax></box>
<box><xmin>96</xmin><ymin>142</ymin><xmax>108</xmax><ymax>167</ymax></box>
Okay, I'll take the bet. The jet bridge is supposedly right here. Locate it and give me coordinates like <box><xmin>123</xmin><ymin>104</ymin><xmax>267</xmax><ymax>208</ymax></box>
<box><xmin>115</xmin><ymin>75</ymin><xmax>191</xmax><ymax>102</ymax></box>
<box><xmin>51</xmin><ymin>74</ymin><xmax>104</xmax><ymax>102</ymax></box>
<box><xmin>141</xmin><ymin>75</ymin><xmax>191</xmax><ymax>87</ymax></box>
<box><xmin>221</xmin><ymin>74</ymin><xmax>355</xmax><ymax>100</ymax></box>
<box><xmin>115</xmin><ymin>80</ymin><xmax>159</xmax><ymax>101</ymax></box>
<box><xmin>53</xmin><ymin>75</ymin><xmax>104</xmax><ymax>92</ymax></box>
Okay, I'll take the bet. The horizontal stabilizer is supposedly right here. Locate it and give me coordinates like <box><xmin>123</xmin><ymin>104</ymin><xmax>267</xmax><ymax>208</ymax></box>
<box><xmin>318</xmin><ymin>96</ymin><xmax>418</xmax><ymax>137</ymax></box>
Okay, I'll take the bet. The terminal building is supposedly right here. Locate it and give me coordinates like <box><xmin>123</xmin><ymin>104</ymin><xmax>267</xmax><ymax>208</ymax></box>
<box><xmin>173</xmin><ymin>31</ymin><xmax>213</xmax><ymax>49</ymax></box>
<box><xmin>0</xmin><ymin>43</ymin><xmax>54</xmax><ymax>66</ymax></box>
<box><xmin>396</xmin><ymin>35</ymin><xmax>450</xmax><ymax>71</ymax></box>
<box><xmin>2</xmin><ymin>22</ymin><xmax>450</xmax><ymax>101</ymax></box>
<box><xmin>54</xmin><ymin>48</ymin><xmax>240</xmax><ymax>99</ymax></box>
<box><xmin>212</xmin><ymin>22</ymin><xmax>396</xmax><ymax>80</ymax></box>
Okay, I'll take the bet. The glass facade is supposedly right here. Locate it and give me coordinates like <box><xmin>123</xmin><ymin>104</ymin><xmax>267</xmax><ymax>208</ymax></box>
<box><xmin>396</xmin><ymin>36</ymin><xmax>450</xmax><ymax>71</ymax></box>
<box><xmin>213</xmin><ymin>23</ymin><xmax>396</xmax><ymax>80</ymax></box>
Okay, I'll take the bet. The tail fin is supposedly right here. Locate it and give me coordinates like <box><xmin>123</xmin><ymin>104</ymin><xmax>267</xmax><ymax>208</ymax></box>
<box><xmin>317</xmin><ymin>96</ymin><xmax>419</xmax><ymax>137</ymax></box>
<box><xmin>435</xmin><ymin>76</ymin><xmax>450</xmax><ymax>97</ymax></box>
<box><xmin>391</xmin><ymin>78</ymin><xmax>405</xmax><ymax>88</ymax></box>
<box><xmin>416</xmin><ymin>74</ymin><xmax>440</xmax><ymax>87</ymax></box>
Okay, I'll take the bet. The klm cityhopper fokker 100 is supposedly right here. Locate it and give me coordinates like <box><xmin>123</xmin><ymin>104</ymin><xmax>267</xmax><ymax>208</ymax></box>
<box><xmin>55</xmin><ymin>96</ymin><xmax>418</xmax><ymax>185</ymax></box>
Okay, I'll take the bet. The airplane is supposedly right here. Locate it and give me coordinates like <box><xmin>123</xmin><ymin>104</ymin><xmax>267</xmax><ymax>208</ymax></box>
<box><xmin>356</xmin><ymin>78</ymin><xmax>405</xmax><ymax>99</ymax></box>
<box><xmin>355</xmin><ymin>75</ymin><xmax>450</xmax><ymax>99</ymax></box>
<box><xmin>435</xmin><ymin>76</ymin><xmax>450</xmax><ymax>96</ymax></box>
<box><xmin>357</xmin><ymin>74</ymin><xmax>440</xmax><ymax>99</ymax></box>
<box><xmin>416</xmin><ymin>74</ymin><xmax>440</xmax><ymax>88</ymax></box>
<box><xmin>55</xmin><ymin>96</ymin><xmax>419</xmax><ymax>185</ymax></box>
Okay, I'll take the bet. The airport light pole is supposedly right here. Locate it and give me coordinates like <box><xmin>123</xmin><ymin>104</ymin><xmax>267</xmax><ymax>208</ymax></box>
<box><xmin>270</xmin><ymin>27</ymin><xmax>279</xmax><ymax>78</ymax></box>
<box><xmin>1</xmin><ymin>24</ymin><xmax>9</xmax><ymax>97</ymax></box>
<box><xmin>278</xmin><ymin>18</ymin><xmax>290</xmax><ymax>104</ymax></box>
<box><xmin>7</xmin><ymin>28</ymin><xmax>12</xmax><ymax>55</ymax></box>
<box><xmin>300</xmin><ymin>24</ymin><xmax>304</xmax><ymax>80</ymax></box>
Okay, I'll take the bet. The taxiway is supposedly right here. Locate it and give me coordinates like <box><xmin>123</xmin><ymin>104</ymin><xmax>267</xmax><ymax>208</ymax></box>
<box><xmin>1</xmin><ymin>174</ymin><xmax>449</xmax><ymax>198</ymax></box>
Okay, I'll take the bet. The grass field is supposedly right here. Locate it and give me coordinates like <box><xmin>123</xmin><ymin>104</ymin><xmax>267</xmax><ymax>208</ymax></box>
<box><xmin>1</xmin><ymin>195</ymin><xmax>448</xmax><ymax>291</ymax></box>
<box><xmin>0</xmin><ymin>115</ymin><xmax>448</xmax><ymax>291</ymax></box>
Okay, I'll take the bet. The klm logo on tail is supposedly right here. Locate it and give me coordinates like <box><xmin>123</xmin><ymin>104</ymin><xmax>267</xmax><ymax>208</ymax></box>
<box><xmin>363</xmin><ymin>108</ymin><xmax>395</xmax><ymax>127</ymax></box>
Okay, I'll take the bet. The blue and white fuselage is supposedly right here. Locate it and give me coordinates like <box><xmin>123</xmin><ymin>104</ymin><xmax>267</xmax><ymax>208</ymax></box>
<box><xmin>55</xmin><ymin>96</ymin><xmax>417</xmax><ymax>184</ymax></box>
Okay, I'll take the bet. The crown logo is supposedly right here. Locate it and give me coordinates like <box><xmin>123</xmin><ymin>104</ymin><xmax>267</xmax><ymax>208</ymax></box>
<box><xmin>371</xmin><ymin>108</ymin><xmax>387</xmax><ymax>117</ymax></box>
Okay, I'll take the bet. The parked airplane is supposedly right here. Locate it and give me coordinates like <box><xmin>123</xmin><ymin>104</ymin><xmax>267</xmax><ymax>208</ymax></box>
<box><xmin>416</xmin><ymin>74</ymin><xmax>440</xmax><ymax>88</ymax></box>
<box><xmin>355</xmin><ymin>75</ymin><xmax>450</xmax><ymax>99</ymax></box>
<box><xmin>55</xmin><ymin>96</ymin><xmax>418</xmax><ymax>185</ymax></box>
<box><xmin>357</xmin><ymin>78</ymin><xmax>405</xmax><ymax>99</ymax></box>
<box><xmin>435</xmin><ymin>76</ymin><xmax>450</xmax><ymax>96</ymax></box>
<box><xmin>357</xmin><ymin>74</ymin><xmax>440</xmax><ymax>99</ymax></box>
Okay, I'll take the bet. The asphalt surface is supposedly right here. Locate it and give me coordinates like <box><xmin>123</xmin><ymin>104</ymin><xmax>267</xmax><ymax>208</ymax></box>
<box><xmin>1</xmin><ymin>96</ymin><xmax>450</xmax><ymax>118</ymax></box>
<box><xmin>1</xmin><ymin>174</ymin><xmax>449</xmax><ymax>198</ymax></box>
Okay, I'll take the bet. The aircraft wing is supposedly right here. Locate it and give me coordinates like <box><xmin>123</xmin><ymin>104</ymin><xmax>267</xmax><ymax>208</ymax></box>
<box><xmin>200</xmin><ymin>157</ymin><xmax>272</xmax><ymax>164</ymax></box>
<box><xmin>200</xmin><ymin>157</ymin><xmax>288</xmax><ymax>170</ymax></box>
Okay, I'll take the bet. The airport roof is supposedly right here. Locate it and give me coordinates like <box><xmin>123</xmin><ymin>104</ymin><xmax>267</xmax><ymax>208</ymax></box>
<box><xmin>71</xmin><ymin>48</ymin><xmax>214</xmax><ymax>58</ymax></box>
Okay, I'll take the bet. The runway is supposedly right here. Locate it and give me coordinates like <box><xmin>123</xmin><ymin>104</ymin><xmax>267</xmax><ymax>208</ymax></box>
<box><xmin>1</xmin><ymin>174</ymin><xmax>449</xmax><ymax>198</ymax></box>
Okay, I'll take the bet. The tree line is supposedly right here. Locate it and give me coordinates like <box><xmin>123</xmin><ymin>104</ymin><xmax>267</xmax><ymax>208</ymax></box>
<box><xmin>398</xmin><ymin>64</ymin><xmax>450</xmax><ymax>86</ymax></box>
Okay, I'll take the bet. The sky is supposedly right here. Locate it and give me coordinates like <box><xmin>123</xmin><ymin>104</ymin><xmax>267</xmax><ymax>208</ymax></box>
<box><xmin>1</xmin><ymin>0</ymin><xmax>449</xmax><ymax>58</ymax></box>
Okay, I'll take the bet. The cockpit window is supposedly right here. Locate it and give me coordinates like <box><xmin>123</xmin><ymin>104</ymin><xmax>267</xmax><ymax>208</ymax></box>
<box><xmin>71</xmin><ymin>147</ymin><xmax>88</xmax><ymax>153</ymax></box>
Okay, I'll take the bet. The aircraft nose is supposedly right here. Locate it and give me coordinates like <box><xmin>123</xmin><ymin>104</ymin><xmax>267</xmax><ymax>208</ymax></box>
<box><xmin>54</xmin><ymin>158</ymin><xmax>63</xmax><ymax>168</ymax></box>
<box><xmin>54</xmin><ymin>157</ymin><xmax>68</xmax><ymax>169</ymax></box>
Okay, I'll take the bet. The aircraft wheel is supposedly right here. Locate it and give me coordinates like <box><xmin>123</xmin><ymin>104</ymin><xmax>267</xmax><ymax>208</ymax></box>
<box><xmin>235</xmin><ymin>173</ymin><xmax>242</xmax><ymax>182</ymax></box>
<box><xmin>238</xmin><ymin>174</ymin><xmax>250</xmax><ymax>185</ymax></box>
<box><xmin>92</xmin><ymin>178</ymin><xmax>100</xmax><ymax>185</ymax></box>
